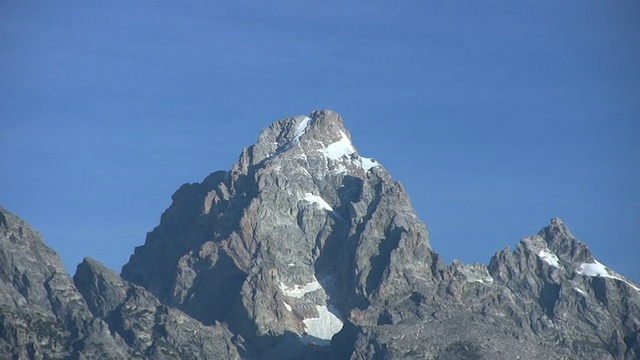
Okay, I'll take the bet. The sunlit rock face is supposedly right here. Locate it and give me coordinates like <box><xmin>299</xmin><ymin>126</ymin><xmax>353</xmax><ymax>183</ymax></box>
<box><xmin>2</xmin><ymin>110</ymin><xmax>639</xmax><ymax>359</ymax></box>
<box><xmin>120</xmin><ymin>111</ymin><xmax>640</xmax><ymax>359</ymax></box>
<box><xmin>121</xmin><ymin>109</ymin><xmax>441</xmax><ymax>357</ymax></box>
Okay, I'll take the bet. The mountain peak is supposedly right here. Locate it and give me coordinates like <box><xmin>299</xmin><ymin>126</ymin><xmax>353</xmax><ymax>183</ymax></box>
<box><xmin>258</xmin><ymin>109</ymin><xmax>345</xmax><ymax>143</ymax></box>
<box><xmin>253</xmin><ymin>110</ymin><xmax>379</xmax><ymax>177</ymax></box>
<box><xmin>545</xmin><ymin>217</ymin><xmax>572</xmax><ymax>236</ymax></box>
<box><xmin>122</xmin><ymin>110</ymin><xmax>437</xmax><ymax>354</ymax></box>
<box><xmin>5</xmin><ymin>111</ymin><xmax>638</xmax><ymax>359</ymax></box>
<box><xmin>535</xmin><ymin>217</ymin><xmax>590</xmax><ymax>261</ymax></box>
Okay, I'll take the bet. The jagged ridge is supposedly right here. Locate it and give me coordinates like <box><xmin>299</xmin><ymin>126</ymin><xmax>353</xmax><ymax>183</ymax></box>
<box><xmin>1</xmin><ymin>110</ymin><xmax>638</xmax><ymax>359</ymax></box>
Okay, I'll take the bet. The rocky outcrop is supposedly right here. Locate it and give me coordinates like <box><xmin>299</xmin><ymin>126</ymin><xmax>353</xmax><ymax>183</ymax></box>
<box><xmin>0</xmin><ymin>207</ymin><xmax>129</xmax><ymax>359</ymax></box>
<box><xmin>121</xmin><ymin>110</ymin><xmax>444</xmax><ymax>357</ymax></box>
<box><xmin>73</xmin><ymin>258</ymin><xmax>241</xmax><ymax>359</ymax></box>
<box><xmin>120</xmin><ymin>110</ymin><xmax>639</xmax><ymax>359</ymax></box>
<box><xmin>2</xmin><ymin>110</ymin><xmax>638</xmax><ymax>359</ymax></box>
<box><xmin>350</xmin><ymin>218</ymin><xmax>640</xmax><ymax>359</ymax></box>
<box><xmin>0</xmin><ymin>206</ymin><xmax>240</xmax><ymax>359</ymax></box>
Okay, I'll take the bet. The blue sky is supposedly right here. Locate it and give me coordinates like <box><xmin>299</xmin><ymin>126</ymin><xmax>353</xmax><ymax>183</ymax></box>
<box><xmin>1</xmin><ymin>1</ymin><xmax>639</xmax><ymax>282</ymax></box>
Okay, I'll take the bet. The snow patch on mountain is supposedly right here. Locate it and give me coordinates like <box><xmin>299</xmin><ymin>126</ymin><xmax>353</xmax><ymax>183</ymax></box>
<box><xmin>301</xmin><ymin>305</ymin><xmax>344</xmax><ymax>346</ymax></box>
<box><xmin>538</xmin><ymin>249</ymin><xmax>561</xmax><ymax>268</ymax></box>
<box><xmin>303</xmin><ymin>193</ymin><xmax>334</xmax><ymax>212</ymax></box>
<box><xmin>293</xmin><ymin>117</ymin><xmax>311</xmax><ymax>142</ymax></box>
<box><xmin>467</xmin><ymin>270</ymin><xmax>494</xmax><ymax>284</ymax></box>
<box><xmin>283</xmin><ymin>301</ymin><xmax>292</xmax><ymax>312</ymax></box>
<box><xmin>577</xmin><ymin>260</ymin><xmax>608</xmax><ymax>277</ymax></box>
<box><xmin>319</xmin><ymin>130</ymin><xmax>379</xmax><ymax>172</ymax></box>
<box><xmin>323</xmin><ymin>131</ymin><xmax>356</xmax><ymax>160</ymax></box>
<box><xmin>454</xmin><ymin>262</ymin><xmax>494</xmax><ymax>284</ymax></box>
<box><xmin>356</xmin><ymin>156</ymin><xmax>378</xmax><ymax>171</ymax></box>
<box><xmin>279</xmin><ymin>274</ymin><xmax>344</xmax><ymax>346</ymax></box>
<box><xmin>577</xmin><ymin>259</ymin><xmax>640</xmax><ymax>292</ymax></box>
<box><xmin>523</xmin><ymin>236</ymin><xmax>561</xmax><ymax>269</ymax></box>
<box><xmin>573</xmin><ymin>287</ymin><xmax>588</xmax><ymax>297</ymax></box>
<box><xmin>279</xmin><ymin>277</ymin><xmax>323</xmax><ymax>299</ymax></box>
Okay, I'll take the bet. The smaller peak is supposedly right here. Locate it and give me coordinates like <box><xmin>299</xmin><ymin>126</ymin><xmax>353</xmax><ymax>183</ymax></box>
<box><xmin>269</xmin><ymin>114</ymin><xmax>312</xmax><ymax>139</ymax></box>
<box><xmin>0</xmin><ymin>208</ymin><xmax>7</xmax><ymax>228</ymax></box>
<box><xmin>537</xmin><ymin>217</ymin><xmax>593</xmax><ymax>261</ymax></box>
<box><xmin>541</xmin><ymin>217</ymin><xmax>572</xmax><ymax>240</ymax></box>
<box><xmin>310</xmin><ymin>109</ymin><xmax>346</xmax><ymax>129</ymax></box>
<box><xmin>75</xmin><ymin>257</ymin><xmax>123</xmax><ymax>288</ymax></box>
<box><xmin>0</xmin><ymin>207</ymin><xmax>16</xmax><ymax>226</ymax></box>
<box><xmin>255</xmin><ymin>110</ymin><xmax>349</xmax><ymax>152</ymax></box>
<box><xmin>542</xmin><ymin>217</ymin><xmax>572</xmax><ymax>236</ymax></box>
<box><xmin>80</xmin><ymin>256</ymin><xmax>102</xmax><ymax>267</ymax></box>
<box><xmin>244</xmin><ymin>110</ymin><xmax>381</xmax><ymax>173</ymax></box>
<box><xmin>76</xmin><ymin>257</ymin><xmax>113</xmax><ymax>276</ymax></box>
<box><xmin>310</xmin><ymin>108</ymin><xmax>341</xmax><ymax>119</ymax></box>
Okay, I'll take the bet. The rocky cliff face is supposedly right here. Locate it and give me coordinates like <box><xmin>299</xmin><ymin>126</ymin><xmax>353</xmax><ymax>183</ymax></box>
<box><xmin>0</xmin><ymin>208</ymin><xmax>129</xmax><ymax>359</ymax></box>
<box><xmin>350</xmin><ymin>218</ymin><xmax>640</xmax><ymax>359</ymax></box>
<box><xmin>73</xmin><ymin>258</ymin><xmax>241</xmax><ymax>359</ymax></box>
<box><xmin>1</xmin><ymin>110</ymin><xmax>638</xmax><ymax>359</ymax></box>
<box><xmin>0</xmin><ymin>207</ymin><xmax>240</xmax><ymax>360</ymax></box>
<box><xmin>121</xmin><ymin>110</ymin><xmax>443</xmax><ymax>355</ymax></box>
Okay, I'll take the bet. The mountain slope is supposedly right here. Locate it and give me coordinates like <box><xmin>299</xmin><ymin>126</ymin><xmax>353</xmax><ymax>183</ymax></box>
<box><xmin>1</xmin><ymin>110</ymin><xmax>638</xmax><ymax>359</ymax></box>
<box><xmin>0</xmin><ymin>207</ymin><xmax>240</xmax><ymax>359</ymax></box>
<box><xmin>121</xmin><ymin>110</ymin><xmax>443</xmax><ymax>357</ymax></box>
<box><xmin>121</xmin><ymin>110</ymin><xmax>639</xmax><ymax>359</ymax></box>
<box><xmin>351</xmin><ymin>218</ymin><xmax>640</xmax><ymax>359</ymax></box>
<box><xmin>0</xmin><ymin>207</ymin><xmax>129</xmax><ymax>359</ymax></box>
<box><xmin>73</xmin><ymin>258</ymin><xmax>241</xmax><ymax>359</ymax></box>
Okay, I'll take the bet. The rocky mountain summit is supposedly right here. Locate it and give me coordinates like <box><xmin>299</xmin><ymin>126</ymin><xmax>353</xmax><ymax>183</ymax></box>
<box><xmin>1</xmin><ymin>110</ymin><xmax>639</xmax><ymax>359</ymax></box>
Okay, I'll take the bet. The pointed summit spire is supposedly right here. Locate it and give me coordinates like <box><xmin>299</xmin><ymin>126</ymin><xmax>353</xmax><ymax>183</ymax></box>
<box><xmin>540</xmin><ymin>217</ymin><xmax>575</xmax><ymax>243</ymax></box>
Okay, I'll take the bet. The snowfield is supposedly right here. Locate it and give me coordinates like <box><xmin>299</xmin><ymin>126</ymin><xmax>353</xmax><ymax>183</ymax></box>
<box><xmin>301</xmin><ymin>305</ymin><xmax>344</xmax><ymax>346</ymax></box>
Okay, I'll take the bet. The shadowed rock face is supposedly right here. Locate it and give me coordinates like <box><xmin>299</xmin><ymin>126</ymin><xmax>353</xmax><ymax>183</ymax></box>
<box><xmin>2</xmin><ymin>110</ymin><xmax>639</xmax><ymax>359</ymax></box>
<box><xmin>73</xmin><ymin>258</ymin><xmax>241</xmax><ymax>359</ymax></box>
<box><xmin>0</xmin><ymin>207</ymin><xmax>240</xmax><ymax>360</ymax></box>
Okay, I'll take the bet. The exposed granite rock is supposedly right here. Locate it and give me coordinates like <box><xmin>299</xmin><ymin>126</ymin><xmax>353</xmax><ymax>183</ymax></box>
<box><xmin>0</xmin><ymin>207</ymin><xmax>129</xmax><ymax>359</ymax></box>
<box><xmin>121</xmin><ymin>110</ymin><xmax>639</xmax><ymax>359</ymax></box>
<box><xmin>350</xmin><ymin>218</ymin><xmax>640</xmax><ymax>359</ymax></box>
<box><xmin>0</xmin><ymin>207</ymin><xmax>241</xmax><ymax>359</ymax></box>
<box><xmin>3</xmin><ymin>110</ymin><xmax>639</xmax><ymax>359</ymax></box>
<box><xmin>122</xmin><ymin>110</ymin><xmax>443</xmax><ymax>358</ymax></box>
<box><xmin>73</xmin><ymin>257</ymin><xmax>241</xmax><ymax>359</ymax></box>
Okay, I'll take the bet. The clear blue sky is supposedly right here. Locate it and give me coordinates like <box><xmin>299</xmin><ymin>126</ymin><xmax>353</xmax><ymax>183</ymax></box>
<box><xmin>1</xmin><ymin>1</ymin><xmax>639</xmax><ymax>282</ymax></box>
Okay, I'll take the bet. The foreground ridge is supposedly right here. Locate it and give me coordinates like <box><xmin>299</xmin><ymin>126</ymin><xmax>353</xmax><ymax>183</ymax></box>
<box><xmin>2</xmin><ymin>110</ymin><xmax>639</xmax><ymax>359</ymax></box>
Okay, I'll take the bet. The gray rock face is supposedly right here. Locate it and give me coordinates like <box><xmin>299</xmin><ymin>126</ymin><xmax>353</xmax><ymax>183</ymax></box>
<box><xmin>121</xmin><ymin>110</ymin><xmax>639</xmax><ymax>359</ymax></box>
<box><xmin>351</xmin><ymin>218</ymin><xmax>640</xmax><ymax>359</ymax></box>
<box><xmin>0</xmin><ymin>207</ymin><xmax>129</xmax><ymax>359</ymax></box>
<box><xmin>0</xmin><ymin>206</ymin><xmax>240</xmax><ymax>359</ymax></box>
<box><xmin>73</xmin><ymin>258</ymin><xmax>241</xmax><ymax>359</ymax></box>
<box><xmin>2</xmin><ymin>110</ymin><xmax>639</xmax><ymax>359</ymax></box>
<box><xmin>121</xmin><ymin>110</ymin><xmax>443</xmax><ymax>357</ymax></box>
